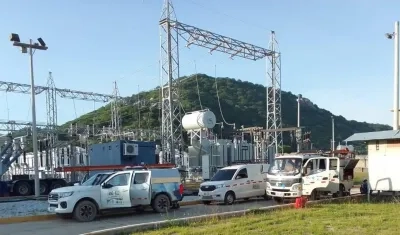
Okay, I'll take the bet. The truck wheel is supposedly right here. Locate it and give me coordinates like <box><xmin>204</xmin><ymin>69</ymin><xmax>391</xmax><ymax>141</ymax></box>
<box><xmin>152</xmin><ymin>194</ymin><xmax>171</xmax><ymax>213</ymax></box>
<box><xmin>73</xmin><ymin>200</ymin><xmax>98</xmax><ymax>222</ymax></box>
<box><xmin>40</xmin><ymin>182</ymin><xmax>49</xmax><ymax>195</ymax></box>
<box><xmin>309</xmin><ymin>190</ymin><xmax>318</xmax><ymax>201</ymax></box>
<box><xmin>224</xmin><ymin>192</ymin><xmax>235</xmax><ymax>205</ymax></box>
<box><xmin>14</xmin><ymin>181</ymin><xmax>32</xmax><ymax>196</ymax></box>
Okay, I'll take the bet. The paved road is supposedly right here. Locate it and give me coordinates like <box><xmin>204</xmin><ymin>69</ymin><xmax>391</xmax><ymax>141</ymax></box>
<box><xmin>4</xmin><ymin>188</ymin><xmax>360</xmax><ymax>235</ymax></box>
<box><xmin>3</xmin><ymin>199</ymin><xmax>276</xmax><ymax>235</ymax></box>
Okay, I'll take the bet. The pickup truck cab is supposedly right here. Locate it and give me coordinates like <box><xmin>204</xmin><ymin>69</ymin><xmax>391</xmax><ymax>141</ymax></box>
<box><xmin>48</xmin><ymin>168</ymin><xmax>184</xmax><ymax>222</ymax></box>
<box><xmin>198</xmin><ymin>164</ymin><xmax>269</xmax><ymax>205</ymax></box>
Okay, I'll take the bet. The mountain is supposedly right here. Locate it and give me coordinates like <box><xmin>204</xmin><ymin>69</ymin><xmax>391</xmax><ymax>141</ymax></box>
<box><xmin>66</xmin><ymin>74</ymin><xmax>391</xmax><ymax>151</ymax></box>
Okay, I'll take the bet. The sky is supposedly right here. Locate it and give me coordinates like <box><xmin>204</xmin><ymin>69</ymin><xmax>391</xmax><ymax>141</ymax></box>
<box><xmin>0</xmin><ymin>0</ymin><xmax>398</xmax><ymax>128</ymax></box>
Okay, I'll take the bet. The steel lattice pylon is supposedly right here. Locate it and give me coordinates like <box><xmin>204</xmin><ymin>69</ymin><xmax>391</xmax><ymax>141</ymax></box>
<box><xmin>46</xmin><ymin>72</ymin><xmax>58</xmax><ymax>133</ymax></box>
<box><xmin>111</xmin><ymin>81</ymin><xmax>121</xmax><ymax>137</ymax></box>
<box><xmin>266</xmin><ymin>31</ymin><xmax>283</xmax><ymax>158</ymax></box>
<box><xmin>159</xmin><ymin>0</ymin><xmax>182</xmax><ymax>164</ymax></box>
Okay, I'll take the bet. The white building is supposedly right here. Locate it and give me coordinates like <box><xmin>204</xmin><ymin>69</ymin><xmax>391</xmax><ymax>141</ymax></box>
<box><xmin>345</xmin><ymin>130</ymin><xmax>400</xmax><ymax>192</ymax></box>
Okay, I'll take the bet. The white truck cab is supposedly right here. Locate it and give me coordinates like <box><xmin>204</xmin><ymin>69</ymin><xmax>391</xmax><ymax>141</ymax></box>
<box><xmin>48</xmin><ymin>168</ymin><xmax>184</xmax><ymax>222</ymax></box>
<box><xmin>198</xmin><ymin>163</ymin><xmax>269</xmax><ymax>205</ymax></box>
<box><xmin>266</xmin><ymin>154</ymin><xmax>358</xmax><ymax>202</ymax></box>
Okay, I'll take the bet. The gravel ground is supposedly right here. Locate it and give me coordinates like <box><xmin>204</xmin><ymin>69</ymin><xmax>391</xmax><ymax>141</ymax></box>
<box><xmin>0</xmin><ymin>200</ymin><xmax>50</xmax><ymax>218</ymax></box>
<box><xmin>0</xmin><ymin>196</ymin><xmax>199</xmax><ymax>218</ymax></box>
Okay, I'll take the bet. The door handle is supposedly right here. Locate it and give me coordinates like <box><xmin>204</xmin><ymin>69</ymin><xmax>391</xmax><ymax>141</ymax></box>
<box><xmin>122</xmin><ymin>189</ymin><xmax>128</xmax><ymax>192</ymax></box>
<box><xmin>322</xmin><ymin>177</ymin><xmax>328</xmax><ymax>180</ymax></box>
<box><xmin>333</xmin><ymin>175</ymin><xmax>338</xmax><ymax>178</ymax></box>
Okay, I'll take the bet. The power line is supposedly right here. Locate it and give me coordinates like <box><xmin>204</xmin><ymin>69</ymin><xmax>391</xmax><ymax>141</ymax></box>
<box><xmin>214</xmin><ymin>65</ymin><xmax>235</xmax><ymax>128</ymax></box>
<box><xmin>193</xmin><ymin>60</ymin><xmax>203</xmax><ymax>110</ymax></box>
<box><xmin>186</xmin><ymin>0</ymin><xmax>273</xmax><ymax>32</ymax></box>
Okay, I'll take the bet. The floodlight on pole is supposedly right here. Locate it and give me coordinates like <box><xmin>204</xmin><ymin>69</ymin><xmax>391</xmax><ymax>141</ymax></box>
<box><xmin>9</xmin><ymin>33</ymin><xmax>48</xmax><ymax>198</ymax></box>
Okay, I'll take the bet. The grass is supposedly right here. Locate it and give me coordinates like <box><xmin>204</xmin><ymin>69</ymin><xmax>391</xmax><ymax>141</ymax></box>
<box><xmin>132</xmin><ymin>201</ymin><xmax>400</xmax><ymax>235</ymax></box>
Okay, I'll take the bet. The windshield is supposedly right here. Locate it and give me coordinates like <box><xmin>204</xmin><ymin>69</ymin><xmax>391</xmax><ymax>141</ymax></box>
<box><xmin>210</xmin><ymin>169</ymin><xmax>237</xmax><ymax>181</ymax></box>
<box><xmin>81</xmin><ymin>173</ymin><xmax>112</xmax><ymax>186</ymax></box>
<box><xmin>268</xmin><ymin>158</ymin><xmax>302</xmax><ymax>176</ymax></box>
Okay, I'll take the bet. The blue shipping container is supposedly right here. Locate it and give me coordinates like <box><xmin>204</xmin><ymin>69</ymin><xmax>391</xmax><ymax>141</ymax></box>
<box><xmin>89</xmin><ymin>140</ymin><xmax>157</xmax><ymax>167</ymax></box>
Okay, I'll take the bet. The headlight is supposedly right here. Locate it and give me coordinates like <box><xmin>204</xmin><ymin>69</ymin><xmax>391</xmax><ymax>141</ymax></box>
<box><xmin>291</xmin><ymin>184</ymin><xmax>302</xmax><ymax>191</ymax></box>
<box><xmin>215</xmin><ymin>184</ymin><xmax>224</xmax><ymax>189</ymax></box>
<box><xmin>59</xmin><ymin>192</ymin><xmax>74</xmax><ymax>198</ymax></box>
<box><xmin>266</xmin><ymin>182</ymin><xmax>271</xmax><ymax>189</ymax></box>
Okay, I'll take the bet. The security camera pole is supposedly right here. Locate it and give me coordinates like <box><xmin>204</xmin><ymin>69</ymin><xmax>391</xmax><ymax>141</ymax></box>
<box><xmin>9</xmin><ymin>33</ymin><xmax>48</xmax><ymax>198</ymax></box>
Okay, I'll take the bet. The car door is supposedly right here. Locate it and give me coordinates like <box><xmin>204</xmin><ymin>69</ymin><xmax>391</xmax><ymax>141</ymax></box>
<box><xmin>327</xmin><ymin>157</ymin><xmax>340</xmax><ymax>193</ymax></box>
<box><xmin>302</xmin><ymin>157</ymin><xmax>330</xmax><ymax>195</ymax></box>
<box><xmin>234</xmin><ymin>168</ymin><xmax>250</xmax><ymax>198</ymax></box>
<box><xmin>130</xmin><ymin>171</ymin><xmax>152</xmax><ymax>206</ymax></box>
<box><xmin>100</xmin><ymin>171</ymin><xmax>133</xmax><ymax>209</ymax></box>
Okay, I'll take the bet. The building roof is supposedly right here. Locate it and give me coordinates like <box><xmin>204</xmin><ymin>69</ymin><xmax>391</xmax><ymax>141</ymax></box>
<box><xmin>345</xmin><ymin>130</ymin><xmax>400</xmax><ymax>142</ymax></box>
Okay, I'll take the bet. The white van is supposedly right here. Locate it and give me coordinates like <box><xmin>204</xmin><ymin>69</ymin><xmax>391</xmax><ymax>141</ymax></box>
<box><xmin>198</xmin><ymin>164</ymin><xmax>270</xmax><ymax>205</ymax></box>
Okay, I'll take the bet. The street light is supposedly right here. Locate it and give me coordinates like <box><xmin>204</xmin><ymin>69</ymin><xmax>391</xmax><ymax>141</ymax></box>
<box><xmin>9</xmin><ymin>33</ymin><xmax>48</xmax><ymax>198</ymax></box>
<box><xmin>386</xmin><ymin>22</ymin><xmax>399</xmax><ymax>130</ymax></box>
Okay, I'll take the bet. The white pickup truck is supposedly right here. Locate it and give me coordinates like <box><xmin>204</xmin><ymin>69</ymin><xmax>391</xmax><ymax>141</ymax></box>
<box><xmin>48</xmin><ymin>167</ymin><xmax>184</xmax><ymax>222</ymax></box>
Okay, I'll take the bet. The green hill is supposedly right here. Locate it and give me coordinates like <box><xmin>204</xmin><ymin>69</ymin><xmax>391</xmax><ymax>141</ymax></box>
<box><xmin>66</xmin><ymin>74</ymin><xmax>391</xmax><ymax>151</ymax></box>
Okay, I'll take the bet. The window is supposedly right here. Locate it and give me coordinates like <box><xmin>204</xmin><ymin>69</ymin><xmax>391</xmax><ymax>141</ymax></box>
<box><xmin>305</xmin><ymin>158</ymin><xmax>327</xmax><ymax>175</ymax></box>
<box><xmin>329</xmin><ymin>159</ymin><xmax>338</xmax><ymax>170</ymax></box>
<box><xmin>236</xmin><ymin>168</ymin><xmax>248</xmax><ymax>179</ymax></box>
<box><xmin>107</xmin><ymin>173</ymin><xmax>130</xmax><ymax>187</ymax></box>
<box><xmin>133</xmin><ymin>172</ymin><xmax>149</xmax><ymax>184</ymax></box>
<box><xmin>376</xmin><ymin>140</ymin><xmax>379</xmax><ymax>151</ymax></box>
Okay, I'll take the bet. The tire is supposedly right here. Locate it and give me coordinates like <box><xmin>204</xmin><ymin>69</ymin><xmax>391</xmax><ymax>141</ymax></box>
<box><xmin>39</xmin><ymin>182</ymin><xmax>49</xmax><ymax>195</ymax></box>
<box><xmin>152</xmin><ymin>194</ymin><xmax>171</xmax><ymax>213</ymax></box>
<box><xmin>14</xmin><ymin>181</ymin><xmax>32</xmax><ymax>196</ymax></box>
<box><xmin>309</xmin><ymin>190</ymin><xmax>318</xmax><ymax>201</ymax></box>
<box><xmin>224</xmin><ymin>192</ymin><xmax>235</xmax><ymax>205</ymax></box>
<box><xmin>73</xmin><ymin>200</ymin><xmax>98</xmax><ymax>222</ymax></box>
<box><xmin>202</xmin><ymin>201</ymin><xmax>212</xmax><ymax>205</ymax></box>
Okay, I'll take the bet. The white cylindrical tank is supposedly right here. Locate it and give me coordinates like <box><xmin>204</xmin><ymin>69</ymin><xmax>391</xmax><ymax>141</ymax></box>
<box><xmin>182</xmin><ymin>110</ymin><xmax>217</xmax><ymax>130</ymax></box>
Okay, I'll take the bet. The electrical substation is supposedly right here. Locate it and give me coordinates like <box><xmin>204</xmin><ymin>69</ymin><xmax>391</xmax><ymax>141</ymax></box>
<box><xmin>0</xmin><ymin>0</ymin><xmax>304</xmax><ymax>196</ymax></box>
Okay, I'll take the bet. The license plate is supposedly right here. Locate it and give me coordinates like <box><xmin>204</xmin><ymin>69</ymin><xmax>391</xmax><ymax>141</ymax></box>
<box><xmin>203</xmin><ymin>192</ymin><xmax>209</xmax><ymax>196</ymax></box>
<box><xmin>202</xmin><ymin>196</ymin><xmax>213</xmax><ymax>200</ymax></box>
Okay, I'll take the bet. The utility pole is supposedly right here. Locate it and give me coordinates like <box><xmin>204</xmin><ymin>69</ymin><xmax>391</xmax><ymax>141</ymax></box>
<box><xmin>296</xmin><ymin>94</ymin><xmax>302</xmax><ymax>152</ymax></box>
<box><xmin>138</xmin><ymin>85</ymin><xmax>141</xmax><ymax>129</ymax></box>
<box><xmin>331</xmin><ymin>116</ymin><xmax>335</xmax><ymax>156</ymax></box>
<box><xmin>9</xmin><ymin>34</ymin><xmax>48</xmax><ymax>198</ymax></box>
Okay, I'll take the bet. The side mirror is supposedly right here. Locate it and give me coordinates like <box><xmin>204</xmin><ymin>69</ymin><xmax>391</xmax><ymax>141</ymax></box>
<box><xmin>73</xmin><ymin>182</ymin><xmax>80</xmax><ymax>186</ymax></box>
<box><xmin>235</xmin><ymin>175</ymin><xmax>242</xmax><ymax>180</ymax></box>
<box><xmin>102</xmin><ymin>183</ymin><xmax>112</xmax><ymax>189</ymax></box>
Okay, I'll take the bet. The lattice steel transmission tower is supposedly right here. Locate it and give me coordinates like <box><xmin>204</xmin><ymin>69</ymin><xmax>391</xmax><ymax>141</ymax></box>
<box><xmin>111</xmin><ymin>81</ymin><xmax>121</xmax><ymax>137</ymax></box>
<box><xmin>159</xmin><ymin>0</ymin><xmax>182</xmax><ymax>164</ymax></box>
<box><xmin>266</xmin><ymin>31</ymin><xmax>283</xmax><ymax>157</ymax></box>
<box><xmin>46</xmin><ymin>72</ymin><xmax>57</xmax><ymax>133</ymax></box>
